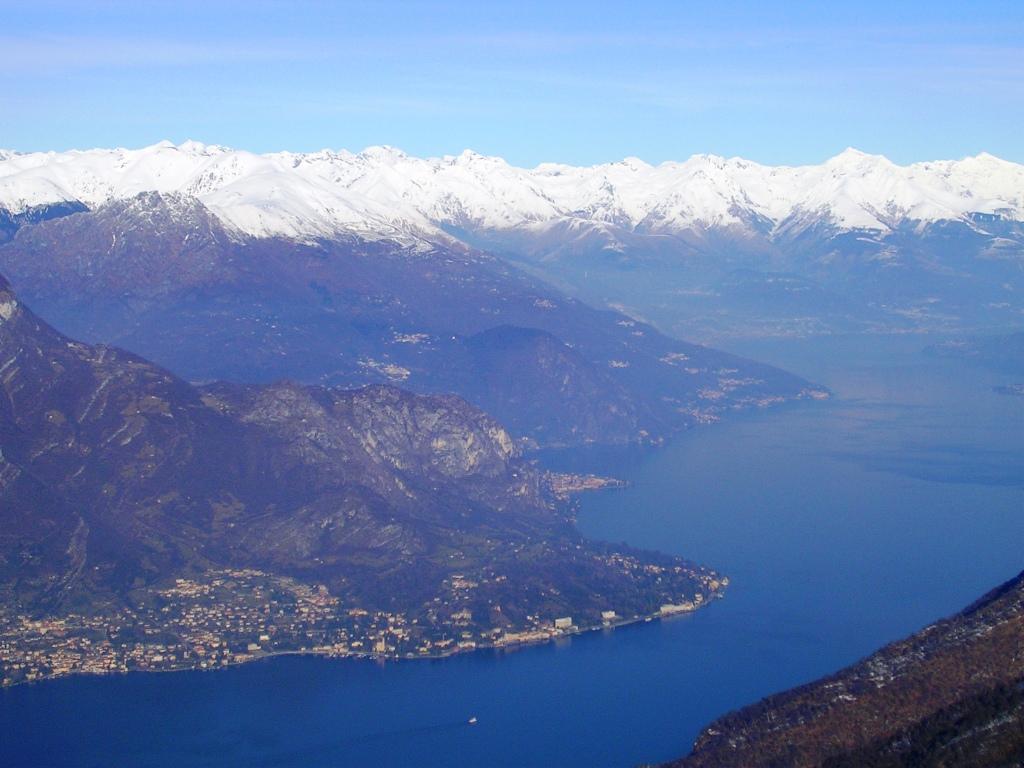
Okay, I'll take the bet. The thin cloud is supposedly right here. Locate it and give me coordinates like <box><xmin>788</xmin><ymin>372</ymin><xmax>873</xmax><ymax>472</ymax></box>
<box><xmin>0</xmin><ymin>36</ymin><xmax>320</xmax><ymax>72</ymax></box>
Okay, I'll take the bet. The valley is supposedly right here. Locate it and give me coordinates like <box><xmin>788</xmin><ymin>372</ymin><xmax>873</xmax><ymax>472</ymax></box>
<box><xmin>0</xmin><ymin>141</ymin><xmax>1020</xmax><ymax>767</ymax></box>
<box><xmin>4</xmin><ymin>1</ymin><xmax>1023</xmax><ymax>765</ymax></box>
<box><xmin>3</xmin><ymin>331</ymin><xmax>1020</xmax><ymax>768</ymax></box>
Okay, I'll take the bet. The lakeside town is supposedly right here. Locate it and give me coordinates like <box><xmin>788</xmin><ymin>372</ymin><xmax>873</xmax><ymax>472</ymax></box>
<box><xmin>0</xmin><ymin>471</ymin><xmax>727</xmax><ymax>689</ymax></box>
<box><xmin>0</xmin><ymin>565</ymin><xmax>726</xmax><ymax>688</ymax></box>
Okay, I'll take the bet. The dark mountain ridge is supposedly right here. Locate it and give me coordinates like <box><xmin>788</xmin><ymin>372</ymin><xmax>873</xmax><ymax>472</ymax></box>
<box><xmin>666</xmin><ymin>570</ymin><xmax>1024</xmax><ymax>768</ymax></box>
<box><xmin>0</xmin><ymin>192</ymin><xmax>822</xmax><ymax>447</ymax></box>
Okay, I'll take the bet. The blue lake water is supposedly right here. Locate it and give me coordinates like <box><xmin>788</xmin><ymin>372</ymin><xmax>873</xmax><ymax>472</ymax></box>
<box><xmin>2</xmin><ymin>334</ymin><xmax>1022</xmax><ymax>768</ymax></box>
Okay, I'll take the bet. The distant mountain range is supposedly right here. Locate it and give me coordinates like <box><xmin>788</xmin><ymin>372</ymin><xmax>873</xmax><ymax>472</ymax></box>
<box><xmin>1</xmin><ymin>142</ymin><xmax>1021</xmax><ymax>241</ymax></box>
<box><xmin>666</xmin><ymin>569</ymin><xmax>1024</xmax><ymax>768</ymax></box>
<box><xmin>2</xmin><ymin>142</ymin><xmax>1020</xmax><ymax>339</ymax></box>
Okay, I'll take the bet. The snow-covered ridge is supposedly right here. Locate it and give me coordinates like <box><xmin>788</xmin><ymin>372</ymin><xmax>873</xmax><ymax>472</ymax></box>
<box><xmin>0</xmin><ymin>141</ymin><xmax>1021</xmax><ymax>241</ymax></box>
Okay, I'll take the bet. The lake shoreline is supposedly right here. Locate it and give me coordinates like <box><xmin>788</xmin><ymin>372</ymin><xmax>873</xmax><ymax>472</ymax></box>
<box><xmin>4</xmin><ymin>334</ymin><xmax>1022</xmax><ymax>768</ymax></box>
<box><xmin>0</xmin><ymin>592</ymin><xmax>724</xmax><ymax>692</ymax></box>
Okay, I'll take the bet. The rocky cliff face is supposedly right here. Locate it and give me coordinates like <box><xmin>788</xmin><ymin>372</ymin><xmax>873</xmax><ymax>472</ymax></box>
<box><xmin>0</xmin><ymin>269</ymin><xmax>528</xmax><ymax>609</ymax></box>
<box><xmin>667</xmin><ymin>570</ymin><xmax>1024</xmax><ymax>768</ymax></box>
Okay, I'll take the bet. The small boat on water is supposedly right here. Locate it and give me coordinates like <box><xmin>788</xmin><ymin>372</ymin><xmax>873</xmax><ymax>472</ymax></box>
<box><xmin>467</xmin><ymin>716</ymin><xmax>478</xmax><ymax>725</ymax></box>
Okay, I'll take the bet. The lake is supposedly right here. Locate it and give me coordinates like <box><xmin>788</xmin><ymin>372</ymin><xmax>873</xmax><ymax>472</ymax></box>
<box><xmin>2</xmin><ymin>334</ymin><xmax>1022</xmax><ymax>768</ymax></box>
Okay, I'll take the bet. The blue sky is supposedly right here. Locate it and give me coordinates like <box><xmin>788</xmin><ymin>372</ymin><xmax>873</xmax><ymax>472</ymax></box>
<box><xmin>2</xmin><ymin>0</ymin><xmax>1022</xmax><ymax>165</ymax></box>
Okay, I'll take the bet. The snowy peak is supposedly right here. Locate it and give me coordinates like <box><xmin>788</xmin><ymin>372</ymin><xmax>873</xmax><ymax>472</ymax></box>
<box><xmin>826</xmin><ymin>146</ymin><xmax>886</xmax><ymax>165</ymax></box>
<box><xmin>0</xmin><ymin>143</ymin><xmax>1020</xmax><ymax>242</ymax></box>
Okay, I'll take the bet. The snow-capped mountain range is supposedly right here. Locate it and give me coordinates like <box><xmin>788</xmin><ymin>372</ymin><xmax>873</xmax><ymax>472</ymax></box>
<box><xmin>0</xmin><ymin>141</ymin><xmax>1021</xmax><ymax>244</ymax></box>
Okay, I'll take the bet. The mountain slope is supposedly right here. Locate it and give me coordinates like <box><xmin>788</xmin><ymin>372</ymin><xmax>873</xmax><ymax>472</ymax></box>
<box><xmin>0</xmin><ymin>272</ymin><xmax>725</xmax><ymax>682</ymax></box>
<box><xmin>665</xmin><ymin>570</ymin><xmax>1024</xmax><ymax>768</ymax></box>
<box><xmin>0</xmin><ymin>192</ymin><xmax>818</xmax><ymax>447</ymax></box>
